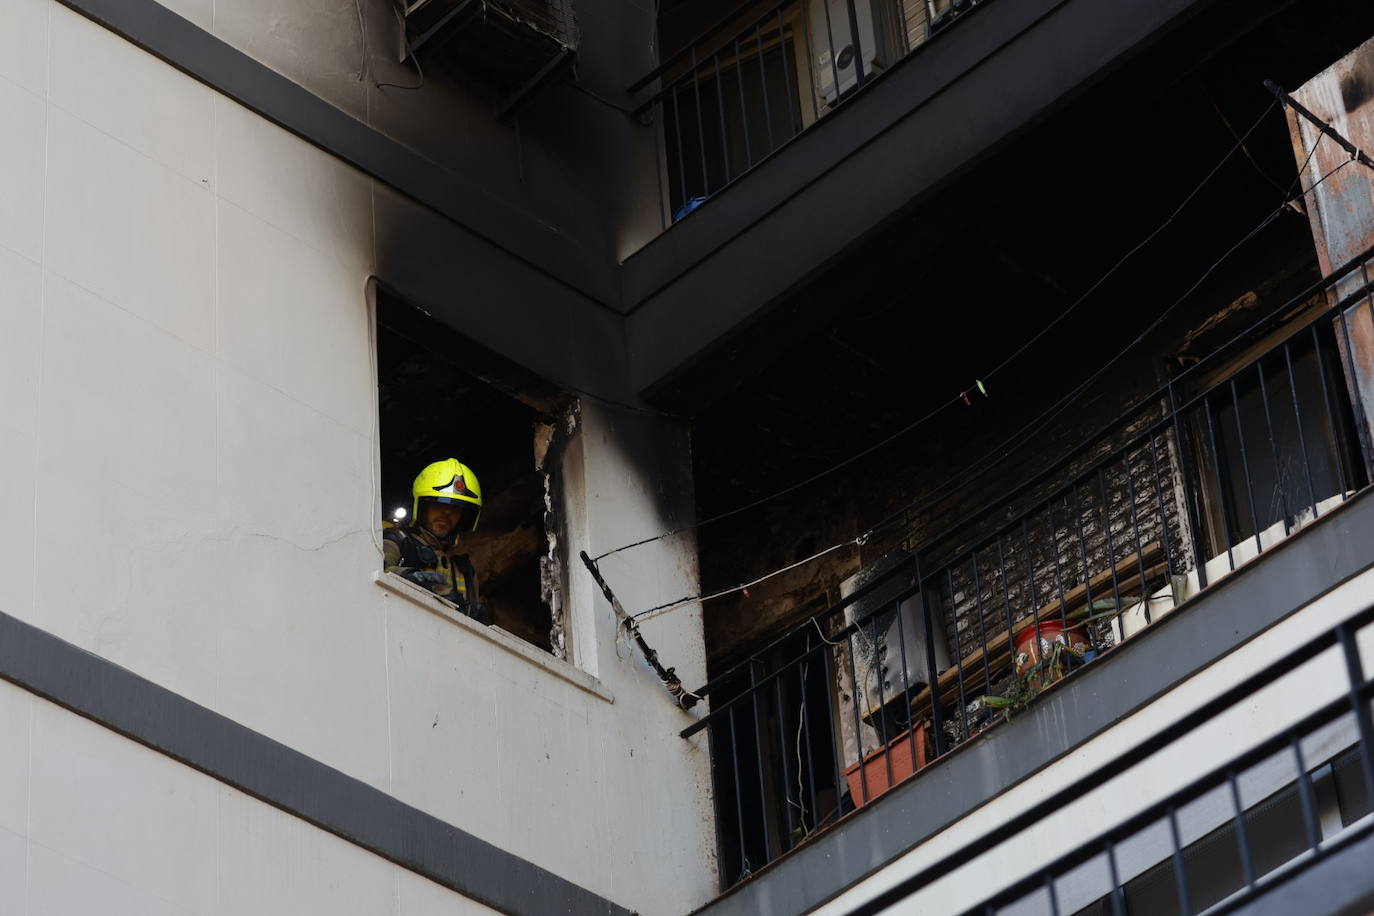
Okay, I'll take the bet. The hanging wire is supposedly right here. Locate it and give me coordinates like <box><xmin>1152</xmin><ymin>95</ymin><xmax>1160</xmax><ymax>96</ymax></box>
<box><xmin>625</xmin><ymin>156</ymin><xmax>1355</xmax><ymax>623</ymax></box>
<box><xmin>593</xmin><ymin>100</ymin><xmax>1281</xmax><ymax>564</ymax></box>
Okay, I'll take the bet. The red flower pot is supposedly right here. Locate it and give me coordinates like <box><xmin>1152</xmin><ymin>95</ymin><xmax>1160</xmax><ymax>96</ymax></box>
<box><xmin>843</xmin><ymin>722</ymin><xmax>930</xmax><ymax>807</ymax></box>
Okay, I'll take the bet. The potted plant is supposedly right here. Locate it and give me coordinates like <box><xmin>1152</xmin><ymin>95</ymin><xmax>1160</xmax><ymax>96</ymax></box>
<box><xmin>843</xmin><ymin>721</ymin><xmax>932</xmax><ymax>806</ymax></box>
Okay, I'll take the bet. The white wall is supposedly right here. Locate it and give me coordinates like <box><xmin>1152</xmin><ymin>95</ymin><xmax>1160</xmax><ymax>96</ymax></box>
<box><xmin>0</xmin><ymin>3</ymin><xmax>715</xmax><ymax>912</ymax></box>
<box><xmin>0</xmin><ymin>677</ymin><xmax>501</xmax><ymax>916</ymax></box>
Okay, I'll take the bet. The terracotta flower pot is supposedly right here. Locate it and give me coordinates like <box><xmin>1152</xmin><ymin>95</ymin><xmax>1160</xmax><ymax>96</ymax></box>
<box><xmin>843</xmin><ymin>722</ymin><xmax>930</xmax><ymax>807</ymax></box>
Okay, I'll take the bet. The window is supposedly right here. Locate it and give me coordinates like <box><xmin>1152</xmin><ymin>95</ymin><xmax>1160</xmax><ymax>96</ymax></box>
<box><xmin>375</xmin><ymin>291</ymin><xmax>573</xmax><ymax>655</ymax></box>
<box><xmin>1187</xmin><ymin>320</ymin><xmax>1366</xmax><ymax>562</ymax></box>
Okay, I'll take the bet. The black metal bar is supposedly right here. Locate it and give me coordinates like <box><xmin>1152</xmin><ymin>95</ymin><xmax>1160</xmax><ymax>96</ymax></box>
<box><xmin>818</xmin><ymin>0</ymin><xmax>841</xmax><ymax>108</ymax></box>
<box><xmin>580</xmin><ymin>552</ymin><xmax>694</xmax><ymax>706</ymax></box>
<box><xmin>1337</xmin><ymin>623</ymin><xmax>1374</xmax><ymax>806</ymax></box>
<box><xmin>1265</xmin><ymin>80</ymin><xmax>1374</xmax><ymax>171</ymax></box>
<box><xmin>1167</xmin><ymin>381</ymin><xmax>1209</xmax><ymax>591</ymax></box>
<box><xmin>797</xmin><ymin>651</ymin><xmax>821</xmax><ymax>832</ymax></box>
<box><xmin>870</xmin><ymin>610</ymin><xmax>895</xmax><ymax>790</ymax></box>
<box><xmin>996</xmin><ymin>535</ymin><xmax>1016</xmax><ymax>649</ymax></box>
<box><xmin>1147</xmin><ymin>433</ymin><xmax>1174</xmax><ymax>617</ymax></box>
<box><xmin>1024</xmin><ymin>516</ymin><xmax>1047</xmax><ymax>678</ymax></box>
<box><xmin>798</xmin><ymin>0</ymin><xmax>821</xmax><ymax>123</ymax></box>
<box><xmin>1070</xmin><ymin>486</ymin><xmax>1092</xmax><ymax>635</ymax></box>
<box><xmin>947</xmin><ymin>565</ymin><xmax>970</xmax><ymax>742</ymax></box>
<box><xmin>1284</xmin><ymin>341</ymin><xmax>1319</xmax><ymax>520</ymax></box>
<box><xmin>1203</xmin><ymin>393</ymin><xmax>1237</xmax><ymax>571</ymax></box>
<box><xmin>819</xmin><ymin>641</ymin><xmax>849</xmax><ymax>822</ymax></box>
<box><xmin>752</xmin><ymin>661</ymin><xmax>774</xmax><ymax>856</ymax></box>
<box><xmin>1311</xmin><ymin>324</ymin><xmax>1353</xmax><ymax>499</ymax></box>
<box><xmin>1122</xmin><ymin>449</ymin><xmax>1150</xmax><ymax>632</ymax></box>
<box><xmin>771</xmin><ymin>674</ymin><xmax>798</xmax><ymax>848</ymax></box>
<box><xmin>628</xmin><ymin>0</ymin><xmax>775</xmax><ymax>93</ymax></box>
<box><xmin>1257</xmin><ymin>359</ymin><xmax>1293</xmax><ymax>537</ymax></box>
<box><xmin>1097</xmin><ymin>468</ymin><xmax>1124</xmax><ymax>619</ymax></box>
<box><xmin>917</xmin><ymin>554</ymin><xmax>948</xmax><ymax>758</ymax></box>
<box><xmin>731</xmin><ymin>37</ymin><xmax>754</xmax><ymax>167</ymax></box>
<box><xmin>891</xmin><ymin>585</ymin><xmax>922</xmax><ymax>778</ymax></box>
<box><xmin>705</xmin><ymin>721</ymin><xmax>729</xmax><ymax>892</ymax></box>
<box><xmin>1227</xmin><ymin>768</ymin><xmax>1256</xmax><ymax>889</ymax></box>
<box><xmin>776</xmin><ymin>7</ymin><xmax>797</xmax><ymax>136</ymax></box>
<box><xmin>844</xmin><ymin>629</ymin><xmax>871</xmax><ymax>804</ymax></box>
<box><xmin>970</xmin><ymin>553</ymin><xmax>993</xmax><ymax>697</ymax></box>
<box><xmin>1104</xmin><ymin>839</ymin><xmax>1126</xmax><ymax>916</ymax></box>
<box><xmin>690</xmin><ymin>49</ymin><xmax>709</xmax><ymax>198</ymax></box>
<box><xmin>713</xmin><ymin>53</ymin><xmax>732</xmax><ymax>184</ymax></box>
<box><xmin>1292</xmin><ymin>735</ymin><xmax>1321</xmax><ymax>850</ymax></box>
<box><xmin>754</xmin><ymin>24</ymin><xmax>775</xmax><ymax>154</ymax></box>
<box><xmin>1167</xmin><ymin>805</ymin><xmax>1192</xmax><ymax>916</ymax></box>
<box><xmin>842</xmin><ymin>0</ymin><xmax>867</xmax><ymax>89</ymax></box>
<box><xmin>1230</xmin><ymin>377</ymin><xmax>1263</xmax><ymax>556</ymax></box>
<box><xmin>668</xmin><ymin>87</ymin><xmax>688</xmax><ymax>214</ymax></box>
<box><xmin>1043</xmin><ymin>500</ymin><xmax>1071</xmax><ymax>633</ymax></box>
<box><xmin>1044</xmin><ymin>872</ymin><xmax>1061</xmax><ymax>916</ymax></box>
<box><xmin>727</xmin><ymin>706</ymin><xmax>749</xmax><ymax>879</ymax></box>
<box><xmin>1334</xmin><ymin>289</ymin><xmax>1374</xmax><ymax>479</ymax></box>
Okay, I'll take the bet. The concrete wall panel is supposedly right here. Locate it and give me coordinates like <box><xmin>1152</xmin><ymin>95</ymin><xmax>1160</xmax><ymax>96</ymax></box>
<box><xmin>44</xmin><ymin>106</ymin><xmax>216</xmax><ymax>351</ymax></box>
<box><xmin>0</xmin><ymin>0</ymin><xmax>49</xmax><ymax>96</ymax></box>
<box><xmin>216</xmin><ymin>201</ymin><xmax>374</xmax><ymax>435</ymax></box>
<box><xmin>0</xmin><ymin>75</ymin><xmax>47</xmax><ymax>264</ymax></box>
<box><xmin>213</xmin><ymin>94</ymin><xmax>375</xmax><ymax>272</ymax></box>
<box><xmin>0</xmin><ymin>827</ymin><xmax>27</xmax><ymax>916</ymax></box>
<box><xmin>28</xmin><ymin>694</ymin><xmax>219</xmax><ymax>915</ymax></box>
<box><xmin>0</xmin><ymin>249</ymin><xmax>41</xmax><ymax>626</ymax></box>
<box><xmin>50</xmin><ymin>3</ymin><xmax>215</xmax><ymax>187</ymax></box>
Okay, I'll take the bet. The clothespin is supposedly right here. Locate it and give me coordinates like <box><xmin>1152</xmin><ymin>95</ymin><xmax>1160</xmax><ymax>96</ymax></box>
<box><xmin>961</xmin><ymin>390</ymin><xmax>972</xmax><ymax>406</ymax></box>
<box><xmin>976</xmin><ymin>379</ymin><xmax>988</xmax><ymax>397</ymax></box>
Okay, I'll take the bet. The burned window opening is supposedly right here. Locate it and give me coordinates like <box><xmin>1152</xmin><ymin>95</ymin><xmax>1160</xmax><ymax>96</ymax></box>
<box><xmin>376</xmin><ymin>294</ymin><xmax>574</xmax><ymax>656</ymax></box>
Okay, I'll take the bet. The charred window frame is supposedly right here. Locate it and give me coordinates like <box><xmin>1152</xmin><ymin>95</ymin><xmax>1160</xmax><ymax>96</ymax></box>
<box><xmin>374</xmin><ymin>289</ymin><xmax>577</xmax><ymax>657</ymax></box>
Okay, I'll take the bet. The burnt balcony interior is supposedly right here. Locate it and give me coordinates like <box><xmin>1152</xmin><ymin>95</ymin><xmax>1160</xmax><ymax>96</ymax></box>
<box><xmin>665</xmin><ymin>0</ymin><xmax>1374</xmax><ymax>890</ymax></box>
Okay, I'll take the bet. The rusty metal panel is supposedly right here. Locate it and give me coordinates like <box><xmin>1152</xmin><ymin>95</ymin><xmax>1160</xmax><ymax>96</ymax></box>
<box><xmin>1288</xmin><ymin>34</ymin><xmax>1374</xmax><ymax>279</ymax></box>
<box><xmin>1288</xmin><ymin>34</ymin><xmax>1374</xmax><ymax>465</ymax></box>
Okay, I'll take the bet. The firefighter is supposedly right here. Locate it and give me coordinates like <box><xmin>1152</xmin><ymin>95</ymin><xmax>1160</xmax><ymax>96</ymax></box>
<box><xmin>383</xmin><ymin>458</ymin><xmax>485</xmax><ymax>623</ymax></box>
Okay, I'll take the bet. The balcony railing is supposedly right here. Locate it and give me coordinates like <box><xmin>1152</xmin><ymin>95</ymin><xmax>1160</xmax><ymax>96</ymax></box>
<box><xmin>852</xmin><ymin>602</ymin><xmax>1374</xmax><ymax>916</ymax></box>
<box><xmin>628</xmin><ymin>0</ymin><xmax>986</xmax><ymax>223</ymax></box>
<box><xmin>684</xmin><ymin>249</ymin><xmax>1374</xmax><ymax>889</ymax></box>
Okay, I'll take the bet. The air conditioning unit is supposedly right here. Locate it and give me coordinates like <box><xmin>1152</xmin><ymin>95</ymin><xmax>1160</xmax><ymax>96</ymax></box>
<box><xmin>809</xmin><ymin>0</ymin><xmax>902</xmax><ymax>106</ymax></box>
<box><xmin>836</xmin><ymin>554</ymin><xmax>951</xmax><ymax>727</ymax></box>
<box><xmin>402</xmin><ymin>0</ymin><xmax>579</xmax><ymax>117</ymax></box>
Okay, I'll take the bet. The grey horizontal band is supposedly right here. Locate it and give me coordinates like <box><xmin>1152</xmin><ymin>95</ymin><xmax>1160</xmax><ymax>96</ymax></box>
<box><xmin>51</xmin><ymin>0</ymin><xmax>620</xmax><ymax>311</ymax></box>
<box><xmin>0</xmin><ymin>608</ymin><xmax>632</xmax><ymax>916</ymax></box>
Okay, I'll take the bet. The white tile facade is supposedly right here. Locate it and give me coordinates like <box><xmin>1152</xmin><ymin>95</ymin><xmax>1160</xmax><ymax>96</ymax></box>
<box><xmin>0</xmin><ymin>680</ymin><xmax>504</xmax><ymax>916</ymax></box>
<box><xmin>0</xmin><ymin>4</ymin><xmax>716</xmax><ymax>914</ymax></box>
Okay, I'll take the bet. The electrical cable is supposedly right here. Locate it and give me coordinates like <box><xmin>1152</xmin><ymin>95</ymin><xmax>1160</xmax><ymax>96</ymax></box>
<box><xmin>592</xmin><ymin>100</ymin><xmax>1280</xmax><ymax>564</ymax></box>
<box><xmin>569</xmin><ymin>82</ymin><xmax>640</xmax><ymax>117</ymax></box>
<box><xmin>352</xmin><ymin>0</ymin><xmax>368</xmax><ymax>83</ymax></box>
<box><xmin>595</xmin><ymin>395</ymin><xmax>962</xmax><ymax>561</ymax></box>
<box><xmin>625</xmin><ymin>157</ymin><xmax>1355</xmax><ymax>624</ymax></box>
<box><xmin>375</xmin><ymin>6</ymin><xmax>425</xmax><ymax>92</ymax></box>
<box><xmin>977</xmin><ymin>100</ymin><xmax>1278</xmax><ymax>386</ymax></box>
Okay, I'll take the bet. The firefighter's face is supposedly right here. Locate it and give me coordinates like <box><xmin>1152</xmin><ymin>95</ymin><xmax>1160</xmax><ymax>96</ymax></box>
<box><xmin>422</xmin><ymin>502</ymin><xmax>463</xmax><ymax>538</ymax></box>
